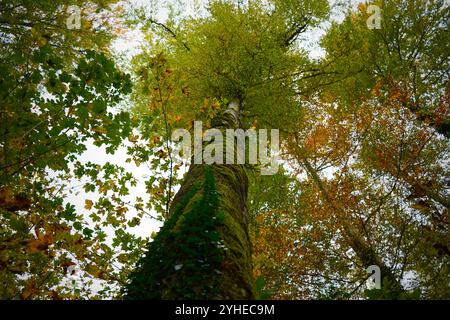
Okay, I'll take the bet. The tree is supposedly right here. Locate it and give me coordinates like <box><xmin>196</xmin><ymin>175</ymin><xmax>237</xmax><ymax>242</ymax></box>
<box><xmin>124</xmin><ymin>0</ymin><xmax>329</xmax><ymax>299</ymax></box>
<box><xmin>314</xmin><ymin>0</ymin><xmax>449</xmax><ymax>136</ymax></box>
<box><xmin>0</xmin><ymin>0</ymin><xmax>141</xmax><ymax>299</ymax></box>
<box><xmin>249</xmin><ymin>0</ymin><xmax>449</xmax><ymax>299</ymax></box>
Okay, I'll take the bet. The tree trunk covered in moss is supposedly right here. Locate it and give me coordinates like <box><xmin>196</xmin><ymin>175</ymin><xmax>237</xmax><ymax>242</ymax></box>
<box><xmin>124</xmin><ymin>101</ymin><xmax>255</xmax><ymax>299</ymax></box>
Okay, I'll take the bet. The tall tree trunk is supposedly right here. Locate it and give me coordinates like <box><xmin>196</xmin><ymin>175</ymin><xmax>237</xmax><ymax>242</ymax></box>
<box><xmin>124</xmin><ymin>101</ymin><xmax>255</xmax><ymax>299</ymax></box>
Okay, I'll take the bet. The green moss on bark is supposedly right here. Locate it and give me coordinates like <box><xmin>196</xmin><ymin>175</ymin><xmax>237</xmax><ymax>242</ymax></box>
<box><xmin>124</xmin><ymin>165</ymin><xmax>226</xmax><ymax>299</ymax></box>
<box><xmin>124</xmin><ymin>163</ymin><xmax>255</xmax><ymax>299</ymax></box>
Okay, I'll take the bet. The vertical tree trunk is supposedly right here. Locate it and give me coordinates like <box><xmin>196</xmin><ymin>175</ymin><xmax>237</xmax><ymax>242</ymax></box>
<box><xmin>124</xmin><ymin>101</ymin><xmax>255</xmax><ymax>299</ymax></box>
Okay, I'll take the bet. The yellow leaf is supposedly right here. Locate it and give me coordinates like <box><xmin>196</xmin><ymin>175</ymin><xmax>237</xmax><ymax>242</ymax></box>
<box><xmin>93</xmin><ymin>127</ymin><xmax>107</xmax><ymax>134</ymax></box>
<box><xmin>84</xmin><ymin>199</ymin><xmax>93</xmax><ymax>210</ymax></box>
<box><xmin>128</xmin><ymin>134</ymin><xmax>139</xmax><ymax>143</ymax></box>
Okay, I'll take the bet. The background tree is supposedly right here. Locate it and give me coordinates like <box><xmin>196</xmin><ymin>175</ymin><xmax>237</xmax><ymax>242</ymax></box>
<box><xmin>250</xmin><ymin>0</ymin><xmax>449</xmax><ymax>299</ymax></box>
<box><xmin>0</xmin><ymin>0</ymin><xmax>147</xmax><ymax>299</ymax></box>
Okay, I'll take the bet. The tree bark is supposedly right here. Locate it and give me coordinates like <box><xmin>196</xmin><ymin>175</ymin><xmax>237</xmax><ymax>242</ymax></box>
<box><xmin>124</xmin><ymin>101</ymin><xmax>255</xmax><ymax>299</ymax></box>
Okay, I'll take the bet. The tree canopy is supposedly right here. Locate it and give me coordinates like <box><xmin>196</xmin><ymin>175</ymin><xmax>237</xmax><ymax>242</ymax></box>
<box><xmin>0</xmin><ymin>0</ymin><xmax>448</xmax><ymax>300</ymax></box>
